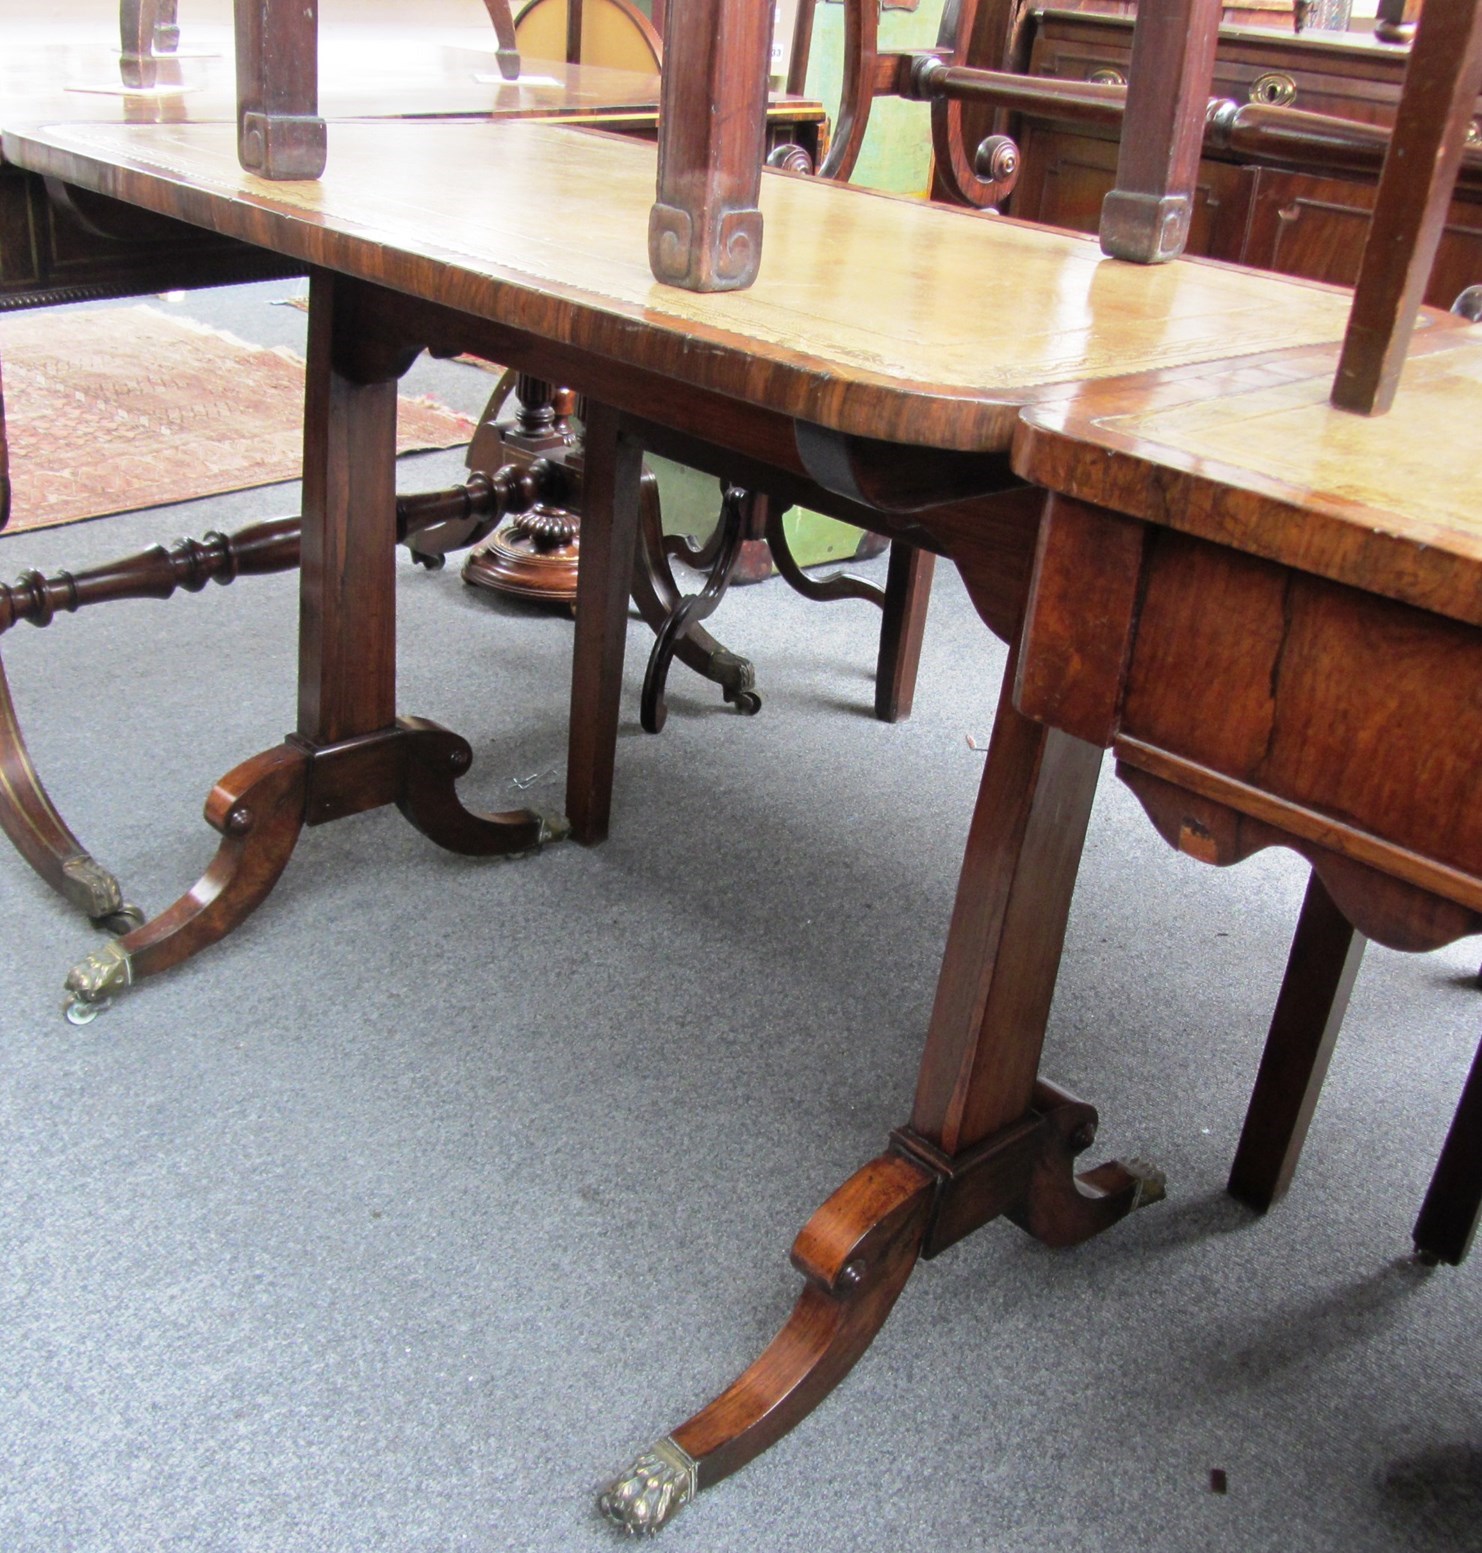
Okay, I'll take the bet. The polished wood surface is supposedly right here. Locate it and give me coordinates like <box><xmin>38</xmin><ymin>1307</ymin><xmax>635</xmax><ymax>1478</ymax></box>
<box><xmin>2</xmin><ymin>119</ymin><xmax>1364</xmax><ymax>450</ymax></box>
<box><xmin>1013</xmin><ymin>326</ymin><xmax>1482</xmax><ymax>623</ymax></box>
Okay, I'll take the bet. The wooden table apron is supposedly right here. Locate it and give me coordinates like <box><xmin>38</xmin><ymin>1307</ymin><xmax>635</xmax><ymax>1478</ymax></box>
<box><xmin>0</xmin><ymin>114</ymin><xmax>1379</xmax><ymax>1527</ymax></box>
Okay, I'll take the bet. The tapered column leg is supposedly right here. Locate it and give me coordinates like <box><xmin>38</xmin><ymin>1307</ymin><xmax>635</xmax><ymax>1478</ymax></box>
<box><xmin>911</xmin><ymin>644</ymin><xmax>1105</xmax><ymax>1152</ymax></box>
<box><xmin>566</xmin><ymin>403</ymin><xmax>644</xmax><ymax>845</ymax></box>
<box><xmin>1228</xmin><ymin>871</ymin><xmax>1365</xmax><ymax>1211</ymax></box>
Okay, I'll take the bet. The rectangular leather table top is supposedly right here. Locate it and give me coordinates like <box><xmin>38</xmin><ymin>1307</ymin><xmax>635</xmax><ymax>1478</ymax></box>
<box><xmin>2</xmin><ymin>117</ymin><xmax>1373</xmax><ymax>453</ymax></box>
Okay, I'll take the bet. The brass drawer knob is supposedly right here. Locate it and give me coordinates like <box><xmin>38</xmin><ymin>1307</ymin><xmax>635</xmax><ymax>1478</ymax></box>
<box><xmin>1087</xmin><ymin>66</ymin><xmax>1126</xmax><ymax>86</ymax></box>
<box><xmin>1249</xmin><ymin>72</ymin><xmax>1297</xmax><ymax>106</ymax></box>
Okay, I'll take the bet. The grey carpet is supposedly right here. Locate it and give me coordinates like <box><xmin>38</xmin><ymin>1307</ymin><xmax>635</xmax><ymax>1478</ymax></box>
<box><xmin>0</xmin><ymin>282</ymin><xmax>1477</xmax><ymax>1552</ymax></box>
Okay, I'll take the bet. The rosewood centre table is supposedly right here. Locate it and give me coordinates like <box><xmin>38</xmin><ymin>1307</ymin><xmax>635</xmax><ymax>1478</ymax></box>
<box><xmin>0</xmin><ymin>112</ymin><xmax>1390</xmax><ymax>1528</ymax></box>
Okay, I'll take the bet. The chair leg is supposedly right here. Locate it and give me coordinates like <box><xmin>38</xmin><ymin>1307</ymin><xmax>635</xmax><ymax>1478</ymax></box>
<box><xmin>480</xmin><ymin>0</ymin><xmax>521</xmax><ymax>79</ymax></box>
<box><xmin>119</xmin><ymin>0</ymin><xmax>162</xmax><ymax>88</ymax></box>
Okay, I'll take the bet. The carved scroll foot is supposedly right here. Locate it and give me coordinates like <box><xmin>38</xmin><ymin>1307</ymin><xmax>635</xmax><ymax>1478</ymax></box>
<box><xmin>1006</xmin><ymin>1080</ymin><xmax>1166</xmax><ymax>1248</ymax></box>
<box><xmin>62</xmin><ymin>743</ymin><xmax>309</xmax><ymax>1023</ymax></box>
<box><xmin>394</xmin><ymin>717</ymin><xmax>566</xmax><ymax>856</ymax></box>
<box><xmin>600</xmin><ymin>1152</ymin><xmax>935</xmax><ymax>1532</ymax></box>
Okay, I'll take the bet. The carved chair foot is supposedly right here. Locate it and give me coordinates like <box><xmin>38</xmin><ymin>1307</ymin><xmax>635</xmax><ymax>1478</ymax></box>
<box><xmin>600</xmin><ymin>1152</ymin><xmax>934</xmax><ymax>1531</ymax></box>
<box><xmin>717</xmin><ymin>651</ymin><xmax>761</xmax><ymax>716</ymax></box>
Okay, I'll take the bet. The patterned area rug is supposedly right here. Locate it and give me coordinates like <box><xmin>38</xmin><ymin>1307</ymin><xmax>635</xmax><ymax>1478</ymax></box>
<box><xmin>0</xmin><ymin>305</ymin><xmax>475</xmax><ymax>534</ymax></box>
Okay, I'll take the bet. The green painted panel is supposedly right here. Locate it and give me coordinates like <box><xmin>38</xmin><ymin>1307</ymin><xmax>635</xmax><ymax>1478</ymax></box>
<box><xmin>805</xmin><ymin>0</ymin><xmax>947</xmax><ymax>197</ymax></box>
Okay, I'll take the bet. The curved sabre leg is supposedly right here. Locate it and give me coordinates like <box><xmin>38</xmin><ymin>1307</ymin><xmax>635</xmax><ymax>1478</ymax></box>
<box><xmin>639</xmin><ymin>485</ymin><xmax>760</xmax><ymax>733</ymax></box>
<box><xmin>630</xmin><ymin>473</ymin><xmax>759</xmax><ymax>729</ymax></box>
<box><xmin>0</xmin><ymin>650</ymin><xmax>143</xmax><ymax>932</ymax></box>
<box><xmin>600</xmin><ymin>1153</ymin><xmax>935</xmax><ymax>1533</ymax></box>
<box><xmin>62</xmin><ymin>743</ymin><xmax>309</xmax><ymax>1024</ymax></box>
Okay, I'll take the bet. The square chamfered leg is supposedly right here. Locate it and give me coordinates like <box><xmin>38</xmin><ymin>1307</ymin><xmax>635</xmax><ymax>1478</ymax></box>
<box><xmin>234</xmin><ymin>0</ymin><xmax>327</xmax><ymax>178</ymax></box>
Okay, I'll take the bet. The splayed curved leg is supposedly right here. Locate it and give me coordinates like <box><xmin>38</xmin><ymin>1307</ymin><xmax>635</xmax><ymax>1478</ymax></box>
<box><xmin>600</xmin><ymin>1080</ymin><xmax>1165</xmax><ymax>1533</ymax></box>
<box><xmin>0</xmin><ymin>652</ymin><xmax>142</xmax><ymax>932</ymax></box>
<box><xmin>634</xmin><ymin>480</ymin><xmax>760</xmax><ymax>733</ymax></box>
<box><xmin>63</xmin><ymin>742</ymin><xmax>309</xmax><ymax>1024</ymax></box>
<box><xmin>395</xmin><ymin>717</ymin><xmax>566</xmax><ymax>854</ymax></box>
<box><xmin>600</xmin><ymin>1152</ymin><xmax>935</xmax><ymax>1533</ymax></box>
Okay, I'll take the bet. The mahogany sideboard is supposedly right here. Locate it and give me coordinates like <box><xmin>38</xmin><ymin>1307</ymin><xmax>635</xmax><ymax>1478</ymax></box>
<box><xmin>1009</xmin><ymin>8</ymin><xmax>1482</xmax><ymax>306</ymax></box>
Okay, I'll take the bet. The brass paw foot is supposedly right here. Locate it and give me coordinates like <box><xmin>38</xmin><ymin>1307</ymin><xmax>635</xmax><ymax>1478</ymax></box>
<box><xmin>63</xmin><ymin>940</ymin><xmax>133</xmax><ymax>1025</ymax></box>
<box><xmin>599</xmin><ymin>1438</ymin><xmax>698</xmax><ymax>1535</ymax></box>
<box><xmin>537</xmin><ymin>812</ymin><xmax>571</xmax><ymax>847</ymax></box>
